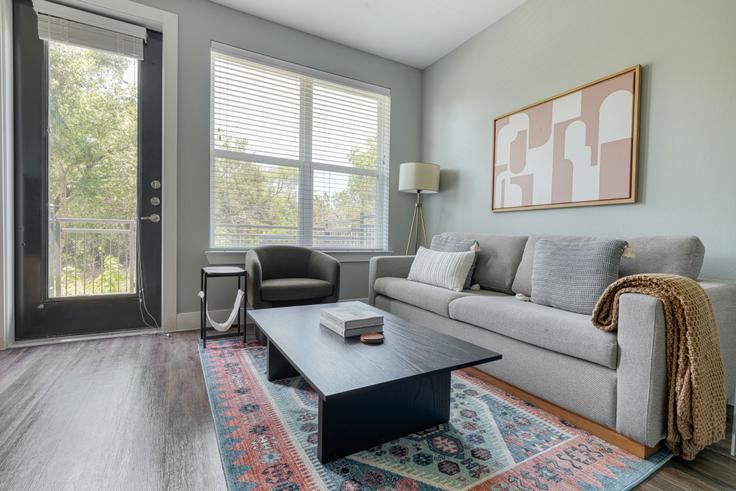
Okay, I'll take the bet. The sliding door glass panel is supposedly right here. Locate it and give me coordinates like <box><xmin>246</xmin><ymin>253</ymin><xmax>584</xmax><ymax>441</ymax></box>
<box><xmin>47</xmin><ymin>42</ymin><xmax>139</xmax><ymax>297</ymax></box>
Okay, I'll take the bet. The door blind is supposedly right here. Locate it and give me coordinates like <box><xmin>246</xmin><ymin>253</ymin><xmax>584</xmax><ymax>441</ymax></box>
<box><xmin>33</xmin><ymin>0</ymin><xmax>147</xmax><ymax>60</ymax></box>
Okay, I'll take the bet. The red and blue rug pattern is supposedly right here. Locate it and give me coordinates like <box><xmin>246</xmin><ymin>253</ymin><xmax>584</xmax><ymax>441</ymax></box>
<box><xmin>199</xmin><ymin>339</ymin><xmax>670</xmax><ymax>490</ymax></box>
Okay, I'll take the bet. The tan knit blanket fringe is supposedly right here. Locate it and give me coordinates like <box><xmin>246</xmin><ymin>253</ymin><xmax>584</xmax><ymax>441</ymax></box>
<box><xmin>592</xmin><ymin>274</ymin><xmax>726</xmax><ymax>460</ymax></box>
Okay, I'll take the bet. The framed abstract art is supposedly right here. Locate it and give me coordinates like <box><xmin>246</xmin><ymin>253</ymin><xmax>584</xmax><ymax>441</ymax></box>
<box><xmin>491</xmin><ymin>65</ymin><xmax>641</xmax><ymax>212</ymax></box>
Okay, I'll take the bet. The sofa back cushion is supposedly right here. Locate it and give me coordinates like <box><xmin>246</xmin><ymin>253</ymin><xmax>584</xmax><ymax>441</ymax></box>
<box><xmin>512</xmin><ymin>235</ymin><xmax>706</xmax><ymax>296</ymax></box>
<box><xmin>531</xmin><ymin>238</ymin><xmax>628</xmax><ymax>315</ymax></box>
<box><xmin>442</xmin><ymin>233</ymin><xmax>528</xmax><ymax>293</ymax></box>
<box><xmin>619</xmin><ymin>236</ymin><xmax>705</xmax><ymax>279</ymax></box>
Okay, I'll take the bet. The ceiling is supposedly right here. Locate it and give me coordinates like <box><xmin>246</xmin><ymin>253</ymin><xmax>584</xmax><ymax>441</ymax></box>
<box><xmin>210</xmin><ymin>0</ymin><xmax>527</xmax><ymax>69</ymax></box>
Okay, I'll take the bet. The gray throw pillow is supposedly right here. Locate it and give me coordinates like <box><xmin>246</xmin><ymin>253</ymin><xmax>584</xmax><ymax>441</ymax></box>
<box><xmin>430</xmin><ymin>234</ymin><xmax>479</xmax><ymax>289</ymax></box>
<box><xmin>531</xmin><ymin>239</ymin><xmax>628</xmax><ymax>315</ymax></box>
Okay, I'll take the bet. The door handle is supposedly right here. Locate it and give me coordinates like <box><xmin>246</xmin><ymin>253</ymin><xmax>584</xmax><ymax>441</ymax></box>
<box><xmin>140</xmin><ymin>213</ymin><xmax>161</xmax><ymax>223</ymax></box>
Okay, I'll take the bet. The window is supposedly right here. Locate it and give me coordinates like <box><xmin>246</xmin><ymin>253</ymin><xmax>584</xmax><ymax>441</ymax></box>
<box><xmin>210</xmin><ymin>44</ymin><xmax>390</xmax><ymax>250</ymax></box>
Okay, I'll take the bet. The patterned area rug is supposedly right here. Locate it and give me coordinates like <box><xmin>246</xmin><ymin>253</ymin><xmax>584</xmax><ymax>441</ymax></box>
<box><xmin>199</xmin><ymin>339</ymin><xmax>670</xmax><ymax>490</ymax></box>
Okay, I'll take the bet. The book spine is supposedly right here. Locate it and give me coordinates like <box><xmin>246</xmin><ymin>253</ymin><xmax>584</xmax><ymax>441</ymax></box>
<box><xmin>320</xmin><ymin>311</ymin><xmax>346</xmax><ymax>329</ymax></box>
<box><xmin>320</xmin><ymin>318</ymin><xmax>346</xmax><ymax>336</ymax></box>
<box><xmin>345</xmin><ymin>319</ymin><xmax>384</xmax><ymax>329</ymax></box>
<box><xmin>320</xmin><ymin>319</ymin><xmax>383</xmax><ymax>338</ymax></box>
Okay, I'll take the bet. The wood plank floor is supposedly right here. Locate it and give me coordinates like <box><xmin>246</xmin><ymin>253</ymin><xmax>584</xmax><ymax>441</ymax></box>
<box><xmin>0</xmin><ymin>331</ymin><xmax>226</xmax><ymax>491</ymax></box>
<box><xmin>0</xmin><ymin>331</ymin><xmax>734</xmax><ymax>490</ymax></box>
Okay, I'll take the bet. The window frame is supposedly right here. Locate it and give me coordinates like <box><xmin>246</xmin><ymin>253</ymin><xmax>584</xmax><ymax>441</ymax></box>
<box><xmin>209</xmin><ymin>42</ymin><xmax>390</xmax><ymax>252</ymax></box>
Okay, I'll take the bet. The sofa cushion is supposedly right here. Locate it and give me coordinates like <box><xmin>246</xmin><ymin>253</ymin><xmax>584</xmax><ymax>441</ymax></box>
<box><xmin>513</xmin><ymin>234</ymin><xmax>705</xmax><ymax>296</ymax></box>
<box><xmin>442</xmin><ymin>233</ymin><xmax>528</xmax><ymax>293</ymax></box>
<box><xmin>620</xmin><ymin>236</ymin><xmax>704</xmax><ymax>279</ymax></box>
<box><xmin>532</xmin><ymin>239</ymin><xmax>627</xmax><ymax>315</ymax></box>
<box><xmin>449</xmin><ymin>295</ymin><xmax>618</xmax><ymax>369</ymax></box>
<box><xmin>431</xmin><ymin>234</ymin><xmax>479</xmax><ymax>289</ymax></box>
<box><xmin>260</xmin><ymin>278</ymin><xmax>333</xmax><ymax>302</ymax></box>
<box><xmin>374</xmin><ymin>277</ymin><xmax>473</xmax><ymax>317</ymax></box>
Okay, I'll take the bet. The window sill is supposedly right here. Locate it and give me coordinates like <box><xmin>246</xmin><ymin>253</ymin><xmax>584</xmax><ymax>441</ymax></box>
<box><xmin>205</xmin><ymin>249</ymin><xmax>393</xmax><ymax>264</ymax></box>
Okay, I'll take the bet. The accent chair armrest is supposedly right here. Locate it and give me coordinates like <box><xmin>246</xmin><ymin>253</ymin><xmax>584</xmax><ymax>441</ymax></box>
<box><xmin>245</xmin><ymin>249</ymin><xmax>270</xmax><ymax>309</ymax></box>
<box><xmin>368</xmin><ymin>255</ymin><xmax>415</xmax><ymax>305</ymax></box>
<box><xmin>308</xmin><ymin>250</ymin><xmax>341</xmax><ymax>302</ymax></box>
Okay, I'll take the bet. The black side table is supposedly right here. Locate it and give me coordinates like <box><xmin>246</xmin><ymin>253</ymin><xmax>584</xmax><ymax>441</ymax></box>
<box><xmin>200</xmin><ymin>266</ymin><xmax>246</xmax><ymax>347</ymax></box>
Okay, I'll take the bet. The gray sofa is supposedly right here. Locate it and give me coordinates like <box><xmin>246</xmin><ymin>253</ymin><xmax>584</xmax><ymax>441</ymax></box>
<box><xmin>368</xmin><ymin>233</ymin><xmax>736</xmax><ymax>449</ymax></box>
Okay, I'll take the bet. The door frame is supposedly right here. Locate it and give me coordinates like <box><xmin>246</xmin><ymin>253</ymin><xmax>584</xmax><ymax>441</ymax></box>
<box><xmin>0</xmin><ymin>0</ymin><xmax>179</xmax><ymax>348</ymax></box>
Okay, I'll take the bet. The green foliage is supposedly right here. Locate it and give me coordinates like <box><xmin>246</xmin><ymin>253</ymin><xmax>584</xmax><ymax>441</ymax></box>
<box><xmin>213</xmin><ymin>131</ymin><xmax>378</xmax><ymax>247</ymax></box>
<box><xmin>48</xmin><ymin>43</ymin><xmax>138</xmax><ymax>220</ymax></box>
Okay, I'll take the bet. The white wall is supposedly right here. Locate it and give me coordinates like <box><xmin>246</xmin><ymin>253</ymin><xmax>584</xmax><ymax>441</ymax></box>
<box><xmin>422</xmin><ymin>0</ymin><xmax>736</xmax><ymax>280</ymax></box>
<box><xmin>134</xmin><ymin>0</ymin><xmax>422</xmax><ymax>311</ymax></box>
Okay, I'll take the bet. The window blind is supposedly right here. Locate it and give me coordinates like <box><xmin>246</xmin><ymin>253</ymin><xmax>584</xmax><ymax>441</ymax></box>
<box><xmin>34</xmin><ymin>0</ymin><xmax>146</xmax><ymax>60</ymax></box>
<box><xmin>211</xmin><ymin>44</ymin><xmax>390</xmax><ymax>250</ymax></box>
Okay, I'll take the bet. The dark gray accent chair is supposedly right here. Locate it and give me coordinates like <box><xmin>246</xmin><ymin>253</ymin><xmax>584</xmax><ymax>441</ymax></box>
<box><xmin>246</xmin><ymin>246</ymin><xmax>340</xmax><ymax>343</ymax></box>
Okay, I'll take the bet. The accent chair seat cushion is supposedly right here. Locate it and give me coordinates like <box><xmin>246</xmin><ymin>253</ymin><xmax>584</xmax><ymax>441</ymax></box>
<box><xmin>260</xmin><ymin>278</ymin><xmax>334</xmax><ymax>302</ymax></box>
<box><xmin>373</xmin><ymin>277</ymin><xmax>474</xmax><ymax>317</ymax></box>
<box><xmin>448</xmin><ymin>295</ymin><xmax>618</xmax><ymax>369</ymax></box>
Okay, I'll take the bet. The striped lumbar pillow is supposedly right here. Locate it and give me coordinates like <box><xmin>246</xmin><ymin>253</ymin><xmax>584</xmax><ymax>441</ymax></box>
<box><xmin>407</xmin><ymin>246</ymin><xmax>477</xmax><ymax>292</ymax></box>
<box><xmin>430</xmin><ymin>234</ymin><xmax>480</xmax><ymax>289</ymax></box>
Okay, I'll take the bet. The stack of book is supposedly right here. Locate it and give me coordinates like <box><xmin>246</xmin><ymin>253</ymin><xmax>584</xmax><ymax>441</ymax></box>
<box><xmin>319</xmin><ymin>306</ymin><xmax>384</xmax><ymax>338</ymax></box>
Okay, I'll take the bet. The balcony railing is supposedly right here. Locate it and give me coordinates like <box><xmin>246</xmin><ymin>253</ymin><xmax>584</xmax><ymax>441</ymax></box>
<box><xmin>214</xmin><ymin>214</ymin><xmax>377</xmax><ymax>249</ymax></box>
<box><xmin>48</xmin><ymin>213</ymin><xmax>376</xmax><ymax>297</ymax></box>
<box><xmin>49</xmin><ymin>216</ymin><xmax>137</xmax><ymax>297</ymax></box>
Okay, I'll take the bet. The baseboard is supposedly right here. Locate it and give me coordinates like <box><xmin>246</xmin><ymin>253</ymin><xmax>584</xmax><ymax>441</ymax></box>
<box><xmin>464</xmin><ymin>367</ymin><xmax>662</xmax><ymax>459</ymax></box>
<box><xmin>173</xmin><ymin>298</ymin><xmax>369</xmax><ymax>332</ymax></box>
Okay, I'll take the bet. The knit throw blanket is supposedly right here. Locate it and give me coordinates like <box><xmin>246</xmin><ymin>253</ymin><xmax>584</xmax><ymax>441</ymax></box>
<box><xmin>592</xmin><ymin>274</ymin><xmax>726</xmax><ymax>460</ymax></box>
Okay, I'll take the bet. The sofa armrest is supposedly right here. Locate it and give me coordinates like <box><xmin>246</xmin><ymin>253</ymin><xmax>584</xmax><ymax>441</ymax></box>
<box><xmin>368</xmin><ymin>255</ymin><xmax>414</xmax><ymax>305</ymax></box>
<box><xmin>615</xmin><ymin>293</ymin><xmax>667</xmax><ymax>447</ymax></box>
<box><xmin>700</xmin><ymin>280</ymin><xmax>736</xmax><ymax>405</ymax></box>
<box><xmin>616</xmin><ymin>280</ymin><xmax>736</xmax><ymax>446</ymax></box>
<box><xmin>245</xmin><ymin>250</ymin><xmax>270</xmax><ymax>309</ymax></box>
<box><xmin>308</xmin><ymin>250</ymin><xmax>341</xmax><ymax>302</ymax></box>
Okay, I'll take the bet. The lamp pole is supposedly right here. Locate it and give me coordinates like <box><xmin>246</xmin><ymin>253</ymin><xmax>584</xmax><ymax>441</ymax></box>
<box><xmin>405</xmin><ymin>191</ymin><xmax>428</xmax><ymax>255</ymax></box>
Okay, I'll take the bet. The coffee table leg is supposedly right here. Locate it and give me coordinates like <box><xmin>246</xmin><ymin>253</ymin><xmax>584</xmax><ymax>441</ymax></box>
<box><xmin>267</xmin><ymin>340</ymin><xmax>299</xmax><ymax>381</ymax></box>
<box><xmin>318</xmin><ymin>371</ymin><xmax>451</xmax><ymax>463</ymax></box>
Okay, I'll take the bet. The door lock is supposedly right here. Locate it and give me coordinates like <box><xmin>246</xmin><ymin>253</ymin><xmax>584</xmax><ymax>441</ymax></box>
<box><xmin>140</xmin><ymin>213</ymin><xmax>161</xmax><ymax>223</ymax></box>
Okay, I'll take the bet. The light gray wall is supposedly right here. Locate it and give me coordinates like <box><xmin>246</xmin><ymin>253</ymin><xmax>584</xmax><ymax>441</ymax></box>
<box><xmin>422</xmin><ymin>0</ymin><xmax>736</xmax><ymax>280</ymax></box>
<box><xmin>136</xmin><ymin>0</ymin><xmax>421</xmax><ymax>312</ymax></box>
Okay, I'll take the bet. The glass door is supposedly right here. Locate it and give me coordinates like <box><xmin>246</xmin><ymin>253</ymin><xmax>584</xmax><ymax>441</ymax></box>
<box><xmin>13</xmin><ymin>0</ymin><xmax>162</xmax><ymax>339</ymax></box>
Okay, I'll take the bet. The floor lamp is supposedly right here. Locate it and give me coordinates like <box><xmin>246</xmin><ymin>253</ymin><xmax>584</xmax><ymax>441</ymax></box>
<box><xmin>399</xmin><ymin>162</ymin><xmax>440</xmax><ymax>254</ymax></box>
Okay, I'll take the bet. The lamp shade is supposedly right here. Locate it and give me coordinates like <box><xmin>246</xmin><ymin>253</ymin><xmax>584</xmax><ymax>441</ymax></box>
<box><xmin>398</xmin><ymin>162</ymin><xmax>440</xmax><ymax>194</ymax></box>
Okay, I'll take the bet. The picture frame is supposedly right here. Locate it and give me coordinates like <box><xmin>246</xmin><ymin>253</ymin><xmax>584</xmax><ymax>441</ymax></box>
<box><xmin>491</xmin><ymin>65</ymin><xmax>641</xmax><ymax>212</ymax></box>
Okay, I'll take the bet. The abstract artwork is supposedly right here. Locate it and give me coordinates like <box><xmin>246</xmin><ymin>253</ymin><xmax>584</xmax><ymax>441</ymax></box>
<box><xmin>492</xmin><ymin>66</ymin><xmax>640</xmax><ymax>212</ymax></box>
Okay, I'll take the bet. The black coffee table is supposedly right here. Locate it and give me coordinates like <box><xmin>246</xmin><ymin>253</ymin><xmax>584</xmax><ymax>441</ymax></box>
<box><xmin>248</xmin><ymin>301</ymin><xmax>502</xmax><ymax>463</ymax></box>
